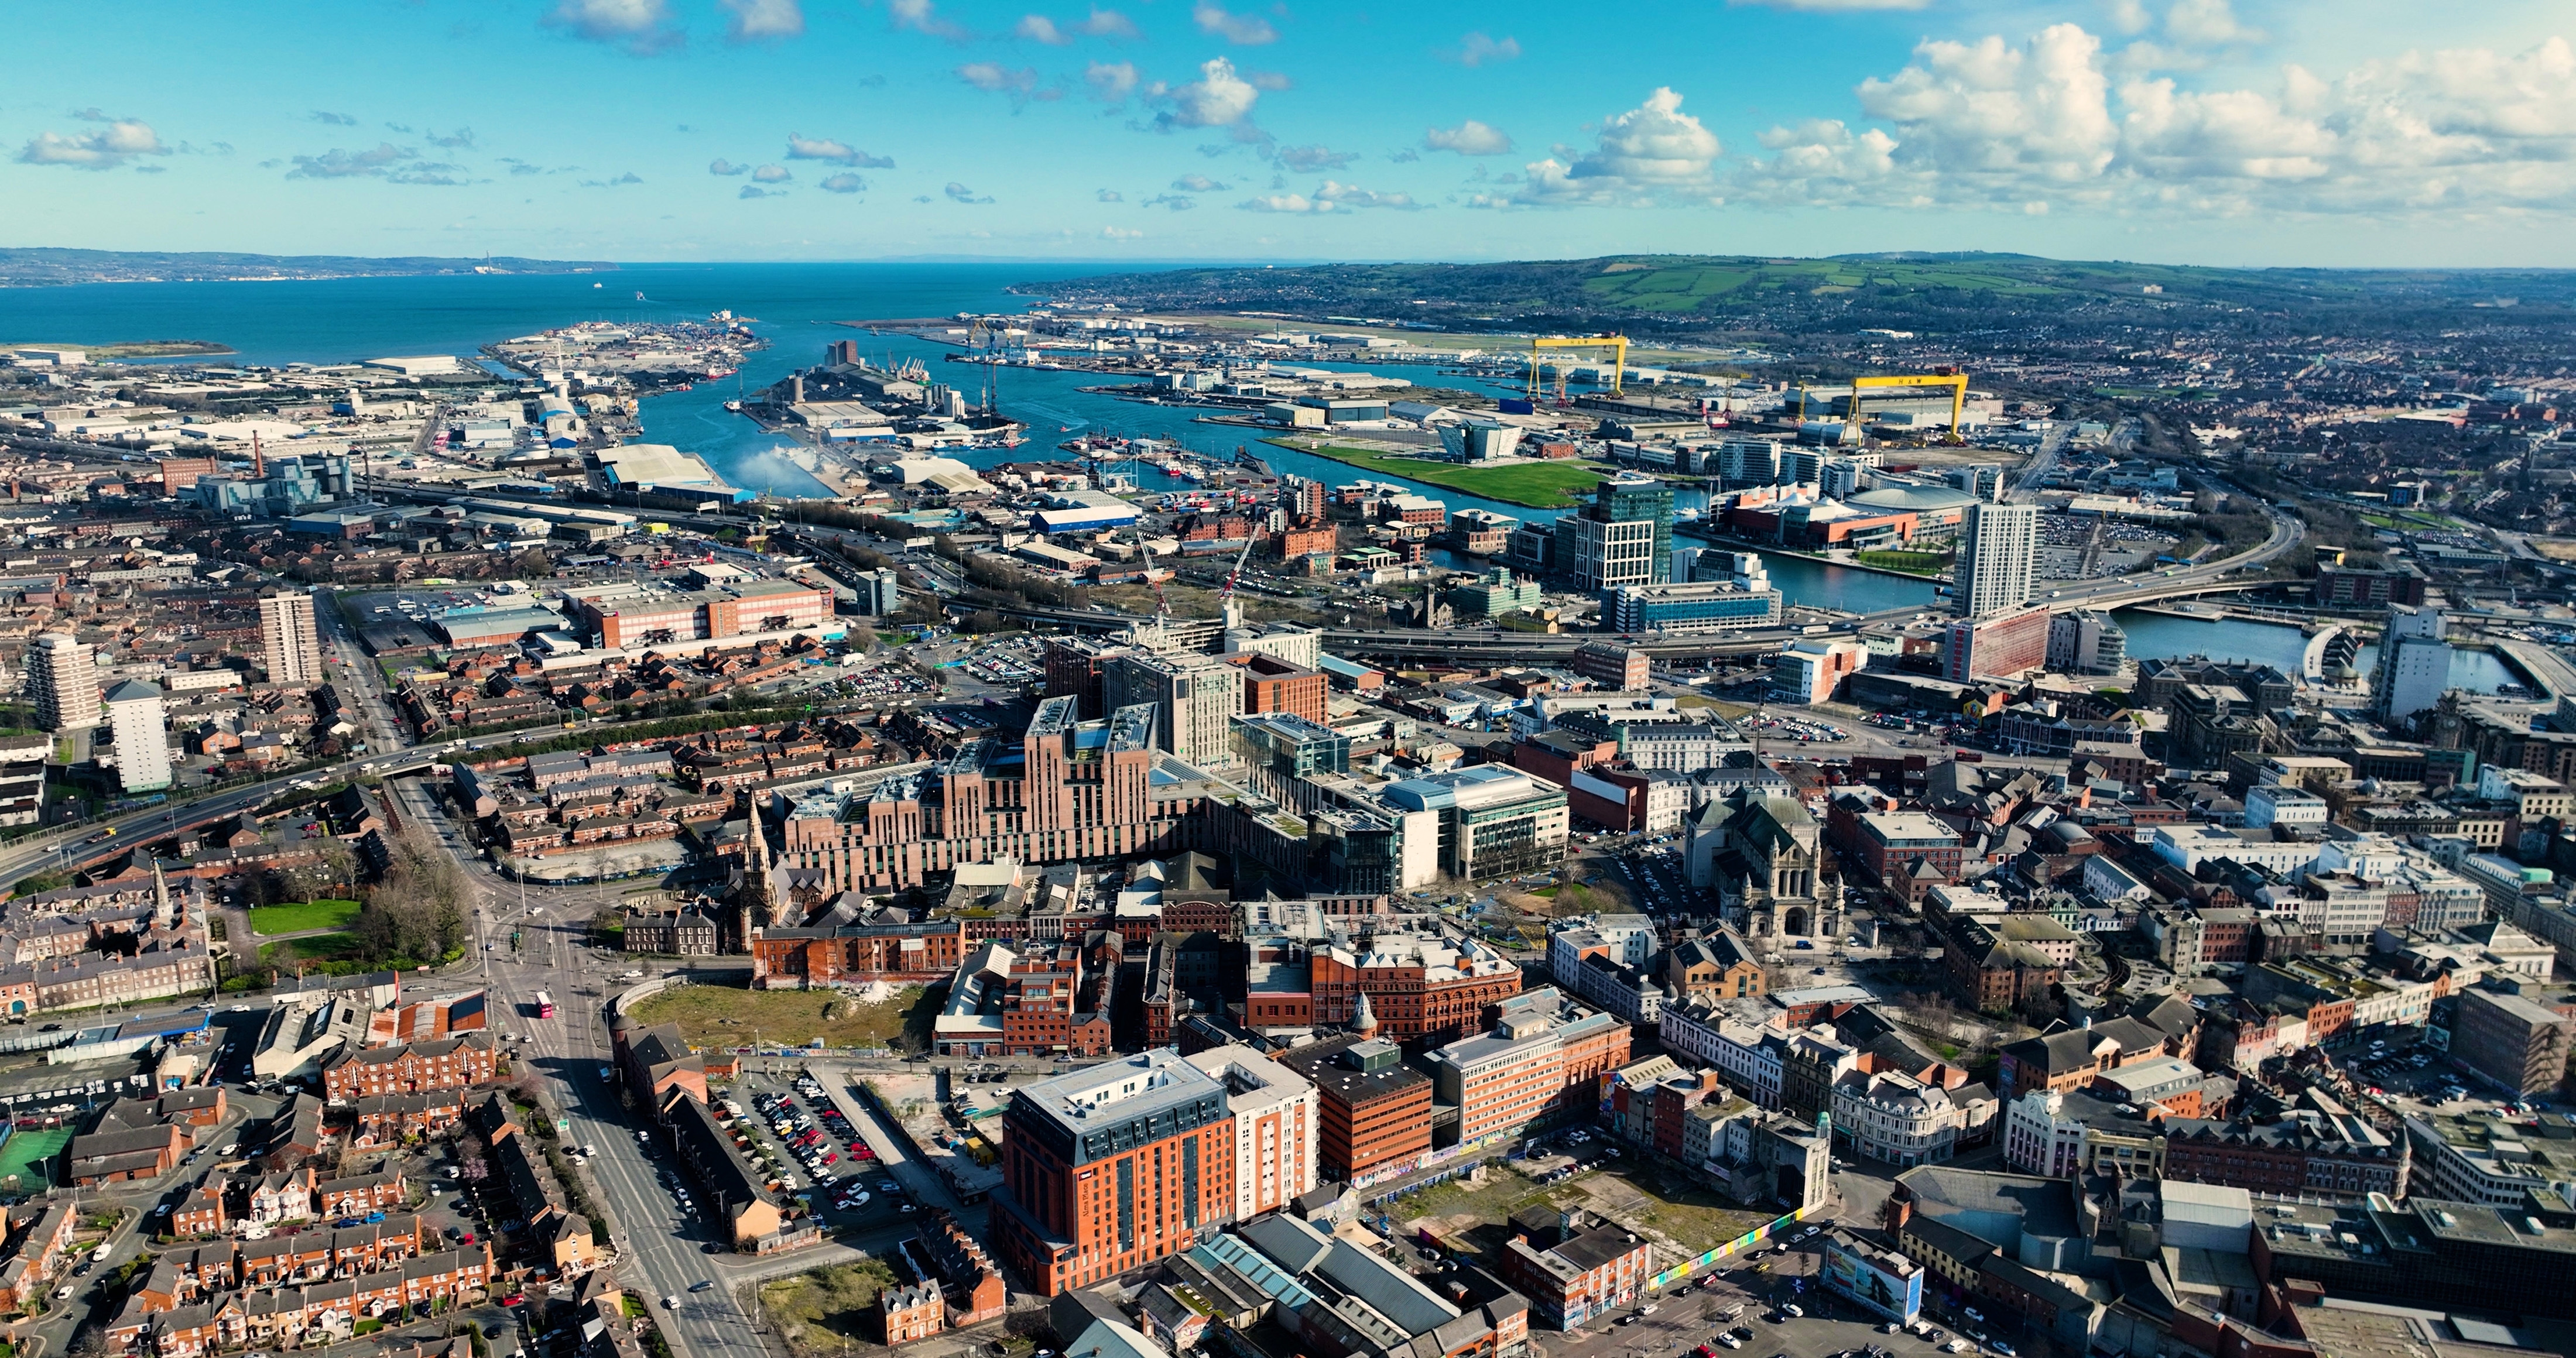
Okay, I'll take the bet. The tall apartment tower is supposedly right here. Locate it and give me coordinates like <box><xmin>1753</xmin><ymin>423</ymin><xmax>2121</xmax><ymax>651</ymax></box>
<box><xmin>994</xmin><ymin>1050</ymin><xmax>1238</xmax><ymax>1295</ymax></box>
<box><xmin>1953</xmin><ymin>501</ymin><xmax>2039</xmax><ymax>616</ymax></box>
<box><xmin>2372</xmin><ymin>603</ymin><xmax>2452</xmax><ymax>724</ymax></box>
<box><xmin>28</xmin><ymin>633</ymin><xmax>98</xmax><ymax>732</ymax></box>
<box><xmin>102</xmin><ymin>679</ymin><xmax>170</xmax><ymax>793</ymax></box>
<box><xmin>1104</xmin><ymin>651</ymin><xmax>1244</xmax><ymax>768</ymax></box>
<box><xmin>260</xmin><ymin>589</ymin><xmax>325</xmax><ymax>687</ymax></box>
<box><xmin>1183</xmin><ymin>1046</ymin><xmax>1318</xmax><ymax>1222</ymax></box>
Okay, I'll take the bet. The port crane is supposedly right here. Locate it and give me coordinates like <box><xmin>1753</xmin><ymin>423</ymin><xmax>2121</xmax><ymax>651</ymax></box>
<box><xmin>1525</xmin><ymin>334</ymin><xmax>1631</xmax><ymax>404</ymax></box>
<box><xmin>965</xmin><ymin>318</ymin><xmax>1002</xmax><ymax>413</ymax></box>
<box><xmin>1850</xmin><ymin>368</ymin><xmax>1971</xmax><ymax>444</ymax></box>
<box><xmin>1792</xmin><ymin>367</ymin><xmax>1972</xmax><ymax>444</ymax></box>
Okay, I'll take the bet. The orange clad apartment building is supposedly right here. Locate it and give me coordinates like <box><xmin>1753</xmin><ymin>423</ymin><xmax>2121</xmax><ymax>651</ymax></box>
<box><xmin>994</xmin><ymin>1051</ymin><xmax>1239</xmax><ymax>1296</ymax></box>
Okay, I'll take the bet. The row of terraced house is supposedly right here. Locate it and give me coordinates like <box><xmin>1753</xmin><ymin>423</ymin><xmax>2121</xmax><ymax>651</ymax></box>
<box><xmin>108</xmin><ymin>1215</ymin><xmax>491</xmax><ymax>1357</ymax></box>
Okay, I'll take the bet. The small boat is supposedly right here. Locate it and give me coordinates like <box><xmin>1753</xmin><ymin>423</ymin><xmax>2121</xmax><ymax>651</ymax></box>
<box><xmin>724</xmin><ymin>400</ymin><xmax>743</xmax><ymax>413</ymax></box>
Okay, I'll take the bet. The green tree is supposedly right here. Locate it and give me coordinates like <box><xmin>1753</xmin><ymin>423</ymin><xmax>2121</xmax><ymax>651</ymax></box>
<box><xmin>352</xmin><ymin>830</ymin><xmax>468</xmax><ymax>966</ymax></box>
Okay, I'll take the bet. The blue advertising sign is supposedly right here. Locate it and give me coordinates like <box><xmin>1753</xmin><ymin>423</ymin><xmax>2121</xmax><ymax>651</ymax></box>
<box><xmin>1820</xmin><ymin>1237</ymin><xmax>1923</xmax><ymax>1325</ymax></box>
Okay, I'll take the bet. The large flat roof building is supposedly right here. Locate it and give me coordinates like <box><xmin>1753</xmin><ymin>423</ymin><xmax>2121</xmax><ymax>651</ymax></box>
<box><xmin>994</xmin><ymin>1050</ymin><xmax>1236</xmax><ymax>1295</ymax></box>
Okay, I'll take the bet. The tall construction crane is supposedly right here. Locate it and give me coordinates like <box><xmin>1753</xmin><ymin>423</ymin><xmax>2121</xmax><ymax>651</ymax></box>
<box><xmin>1217</xmin><ymin>526</ymin><xmax>1258</xmax><ymax>630</ymax></box>
<box><xmin>1526</xmin><ymin>334</ymin><xmax>1631</xmax><ymax>403</ymax></box>
<box><xmin>1132</xmin><ymin>517</ymin><xmax>1169</xmax><ymax>625</ymax></box>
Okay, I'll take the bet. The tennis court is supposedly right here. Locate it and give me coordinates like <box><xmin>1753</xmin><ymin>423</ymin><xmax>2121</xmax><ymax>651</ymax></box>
<box><xmin>0</xmin><ymin>1127</ymin><xmax>71</xmax><ymax>1189</ymax></box>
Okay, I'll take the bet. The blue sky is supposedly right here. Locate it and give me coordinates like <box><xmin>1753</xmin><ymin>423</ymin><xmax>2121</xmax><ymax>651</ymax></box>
<box><xmin>8</xmin><ymin>0</ymin><xmax>2576</xmax><ymax>267</ymax></box>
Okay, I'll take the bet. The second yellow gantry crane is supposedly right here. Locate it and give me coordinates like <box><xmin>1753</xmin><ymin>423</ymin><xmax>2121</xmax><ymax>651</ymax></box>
<box><xmin>1526</xmin><ymin>334</ymin><xmax>1630</xmax><ymax>403</ymax></box>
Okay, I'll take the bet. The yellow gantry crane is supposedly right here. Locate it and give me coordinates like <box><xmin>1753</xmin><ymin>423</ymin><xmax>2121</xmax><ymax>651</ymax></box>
<box><xmin>1526</xmin><ymin>334</ymin><xmax>1630</xmax><ymax>403</ymax></box>
<box><xmin>1851</xmin><ymin>367</ymin><xmax>1971</xmax><ymax>444</ymax></box>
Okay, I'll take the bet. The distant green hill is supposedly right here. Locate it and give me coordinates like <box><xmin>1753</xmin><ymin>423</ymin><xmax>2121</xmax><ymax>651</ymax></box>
<box><xmin>1022</xmin><ymin>252</ymin><xmax>2576</xmax><ymax>337</ymax></box>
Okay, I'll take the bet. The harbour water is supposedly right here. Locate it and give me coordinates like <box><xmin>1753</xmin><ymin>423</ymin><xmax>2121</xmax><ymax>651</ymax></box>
<box><xmin>0</xmin><ymin>262</ymin><xmax>2510</xmax><ymax>683</ymax></box>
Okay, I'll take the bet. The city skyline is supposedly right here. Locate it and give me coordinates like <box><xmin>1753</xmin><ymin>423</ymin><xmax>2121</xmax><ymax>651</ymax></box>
<box><xmin>5</xmin><ymin>0</ymin><xmax>2574</xmax><ymax>269</ymax></box>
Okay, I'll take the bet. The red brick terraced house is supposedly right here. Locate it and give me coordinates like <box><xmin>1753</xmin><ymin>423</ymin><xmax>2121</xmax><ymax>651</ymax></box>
<box><xmin>320</xmin><ymin>1034</ymin><xmax>497</xmax><ymax>1102</ymax></box>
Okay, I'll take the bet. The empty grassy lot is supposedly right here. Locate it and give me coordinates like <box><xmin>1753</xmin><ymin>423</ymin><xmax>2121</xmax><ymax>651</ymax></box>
<box><xmin>1273</xmin><ymin>440</ymin><xmax>1612</xmax><ymax>509</ymax></box>
<box><xmin>758</xmin><ymin>1258</ymin><xmax>900</xmax><ymax>1357</ymax></box>
<box><xmin>625</xmin><ymin>982</ymin><xmax>937</xmax><ymax>1052</ymax></box>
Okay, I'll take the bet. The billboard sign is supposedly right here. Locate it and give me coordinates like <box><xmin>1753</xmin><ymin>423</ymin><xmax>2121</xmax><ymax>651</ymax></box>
<box><xmin>1821</xmin><ymin>1237</ymin><xmax>1923</xmax><ymax>1325</ymax></box>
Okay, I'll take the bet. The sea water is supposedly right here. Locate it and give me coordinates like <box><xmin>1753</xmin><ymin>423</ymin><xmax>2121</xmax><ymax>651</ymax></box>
<box><xmin>0</xmin><ymin>262</ymin><xmax>2503</xmax><ymax>678</ymax></box>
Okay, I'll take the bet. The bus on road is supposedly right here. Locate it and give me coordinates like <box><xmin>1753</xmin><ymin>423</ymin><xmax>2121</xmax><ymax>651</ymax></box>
<box><xmin>535</xmin><ymin>992</ymin><xmax>557</xmax><ymax>1019</ymax></box>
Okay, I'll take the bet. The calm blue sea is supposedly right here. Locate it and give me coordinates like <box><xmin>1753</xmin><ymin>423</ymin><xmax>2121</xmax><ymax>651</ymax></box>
<box><xmin>0</xmin><ymin>262</ymin><xmax>2510</xmax><ymax>681</ymax></box>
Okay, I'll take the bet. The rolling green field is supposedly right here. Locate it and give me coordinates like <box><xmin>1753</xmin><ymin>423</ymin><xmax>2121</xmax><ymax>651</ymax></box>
<box><xmin>247</xmin><ymin>900</ymin><xmax>361</xmax><ymax>935</ymax></box>
<box><xmin>1031</xmin><ymin>251</ymin><xmax>2576</xmax><ymax>340</ymax></box>
<box><xmin>1580</xmin><ymin>255</ymin><xmax>2065</xmax><ymax>311</ymax></box>
<box><xmin>1273</xmin><ymin>440</ymin><xmax>1609</xmax><ymax>509</ymax></box>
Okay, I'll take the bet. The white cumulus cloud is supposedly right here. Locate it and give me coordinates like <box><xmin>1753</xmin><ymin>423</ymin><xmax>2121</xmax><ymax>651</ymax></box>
<box><xmin>720</xmin><ymin>0</ymin><xmax>803</xmax><ymax>42</ymax></box>
<box><xmin>889</xmin><ymin>0</ymin><xmax>968</xmax><ymax>40</ymax></box>
<box><xmin>1192</xmin><ymin>2</ymin><xmax>1276</xmax><ymax>44</ymax></box>
<box><xmin>1015</xmin><ymin>15</ymin><xmax>1070</xmax><ymax>44</ymax></box>
<box><xmin>752</xmin><ymin>163</ymin><xmax>792</xmax><ymax>182</ymax></box>
<box><xmin>1501</xmin><ymin>87</ymin><xmax>1722</xmax><ymax>205</ymax></box>
<box><xmin>820</xmin><ymin>172</ymin><xmax>866</xmax><ymax>193</ymax></box>
<box><xmin>1078</xmin><ymin>8</ymin><xmax>1138</xmax><ymax>38</ymax></box>
<box><xmin>787</xmin><ymin>133</ymin><xmax>893</xmax><ymax>167</ymax></box>
<box><xmin>1450</xmin><ymin>32</ymin><xmax>1520</xmax><ymax>66</ymax></box>
<box><xmin>1315</xmin><ymin>180</ymin><xmax>1422</xmax><ymax>209</ymax></box>
<box><xmin>2164</xmin><ymin>0</ymin><xmax>2263</xmax><ymax>47</ymax></box>
<box><xmin>1152</xmin><ymin>56</ymin><xmax>1260</xmax><ymax>130</ymax></box>
<box><xmin>960</xmin><ymin>63</ymin><xmax>1041</xmax><ymax>94</ymax></box>
<box><xmin>1088</xmin><ymin>60</ymin><xmax>1139</xmax><ymax>104</ymax></box>
<box><xmin>542</xmin><ymin>0</ymin><xmax>683</xmax><ymax>53</ymax></box>
<box><xmin>1275</xmin><ymin>144</ymin><xmax>1358</xmax><ymax>172</ymax></box>
<box><xmin>18</xmin><ymin>118</ymin><xmax>167</xmax><ymax>170</ymax></box>
<box><xmin>1731</xmin><ymin>27</ymin><xmax>2576</xmax><ymax>216</ymax></box>
<box><xmin>1425</xmin><ymin>120</ymin><xmax>1513</xmax><ymax>156</ymax></box>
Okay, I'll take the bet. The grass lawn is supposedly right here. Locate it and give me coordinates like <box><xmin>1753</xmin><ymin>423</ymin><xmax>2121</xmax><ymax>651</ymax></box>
<box><xmin>1855</xmin><ymin>550</ymin><xmax>1950</xmax><ymax>576</ymax></box>
<box><xmin>626</xmin><ymin>982</ymin><xmax>937</xmax><ymax>1052</ymax></box>
<box><xmin>248</xmin><ymin>900</ymin><xmax>362</xmax><ymax>936</ymax></box>
<box><xmin>1272</xmin><ymin>439</ymin><xmax>1612</xmax><ymax>509</ymax></box>
<box><xmin>758</xmin><ymin>1260</ymin><xmax>900</xmax><ymax>1358</ymax></box>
